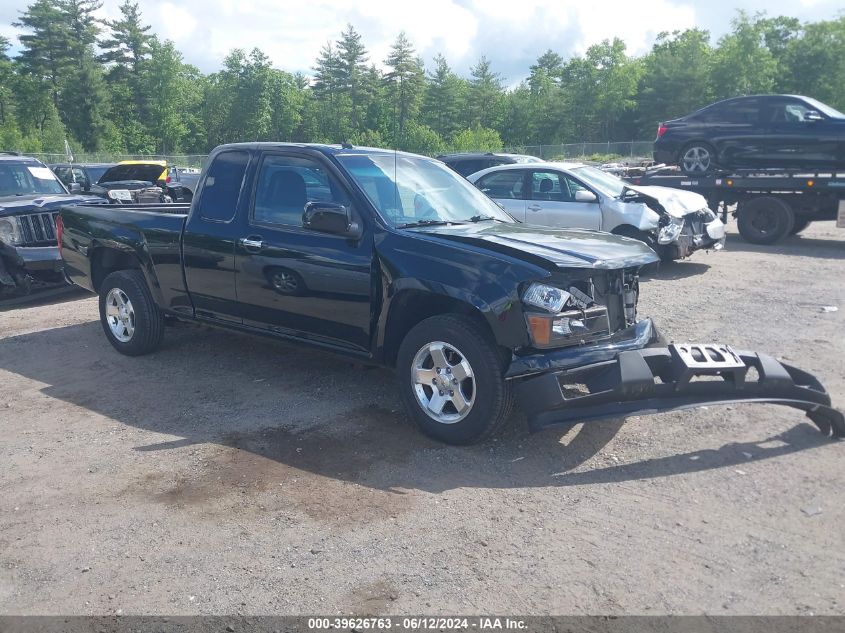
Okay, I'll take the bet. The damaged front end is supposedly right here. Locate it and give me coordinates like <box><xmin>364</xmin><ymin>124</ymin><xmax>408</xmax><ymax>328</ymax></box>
<box><xmin>509</xmin><ymin>263</ymin><xmax>842</xmax><ymax>439</ymax></box>
<box><xmin>613</xmin><ymin>184</ymin><xmax>726</xmax><ymax>260</ymax></box>
<box><xmin>0</xmin><ymin>211</ymin><xmax>65</xmax><ymax>297</ymax></box>
<box><xmin>513</xmin><ymin>343</ymin><xmax>844</xmax><ymax>439</ymax></box>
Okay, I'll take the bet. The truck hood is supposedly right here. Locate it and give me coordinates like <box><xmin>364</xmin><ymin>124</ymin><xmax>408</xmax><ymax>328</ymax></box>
<box><xmin>0</xmin><ymin>194</ymin><xmax>100</xmax><ymax>217</ymax></box>
<box><xmin>409</xmin><ymin>222</ymin><xmax>659</xmax><ymax>269</ymax></box>
<box><xmin>621</xmin><ymin>184</ymin><xmax>709</xmax><ymax>218</ymax></box>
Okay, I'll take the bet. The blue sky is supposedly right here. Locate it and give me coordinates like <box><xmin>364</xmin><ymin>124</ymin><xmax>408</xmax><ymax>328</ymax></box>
<box><xmin>1</xmin><ymin>0</ymin><xmax>842</xmax><ymax>83</ymax></box>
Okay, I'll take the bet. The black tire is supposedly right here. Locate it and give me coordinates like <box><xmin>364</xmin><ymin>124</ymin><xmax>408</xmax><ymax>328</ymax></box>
<box><xmin>736</xmin><ymin>197</ymin><xmax>795</xmax><ymax>245</ymax></box>
<box><xmin>396</xmin><ymin>314</ymin><xmax>513</xmax><ymax>445</ymax></box>
<box><xmin>679</xmin><ymin>141</ymin><xmax>717</xmax><ymax>175</ymax></box>
<box><xmin>98</xmin><ymin>269</ymin><xmax>164</xmax><ymax>356</ymax></box>
<box><xmin>789</xmin><ymin>217</ymin><xmax>811</xmax><ymax>235</ymax></box>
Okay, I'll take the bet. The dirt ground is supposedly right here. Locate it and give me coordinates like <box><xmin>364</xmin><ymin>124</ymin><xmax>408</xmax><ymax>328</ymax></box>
<box><xmin>0</xmin><ymin>221</ymin><xmax>843</xmax><ymax>616</ymax></box>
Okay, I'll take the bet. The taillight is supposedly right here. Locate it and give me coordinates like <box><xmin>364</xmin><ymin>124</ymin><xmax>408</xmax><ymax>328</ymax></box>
<box><xmin>56</xmin><ymin>215</ymin><xmax>63</xmax><ymax>257</ymax></box>
<box><xmin>166</xmin><ymin>175</ymin><xmax>172</xmax><ymax>183</ymax></box>
<box><xmin>656</xmin><ymin>124</ymin><xmax>668</xmax><ymax>138</ymax></box>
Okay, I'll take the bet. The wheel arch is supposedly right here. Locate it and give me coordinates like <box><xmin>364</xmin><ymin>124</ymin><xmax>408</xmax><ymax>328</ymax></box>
<box><xmin>379</xmin><ymin>288</ymin><xmax>510</xmax><ymax>368</ymax></box>
<box><xmin>90</xmin><ymin>245</ymin><xmax>165</xmax><ymax>308</ymax></box>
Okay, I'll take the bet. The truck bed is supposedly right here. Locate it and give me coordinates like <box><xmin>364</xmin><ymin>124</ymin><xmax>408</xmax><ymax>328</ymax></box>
<box><xmin>59</xmin><ymin>203</ymin><xmax>191</xmax><ymax>310</ymax></box>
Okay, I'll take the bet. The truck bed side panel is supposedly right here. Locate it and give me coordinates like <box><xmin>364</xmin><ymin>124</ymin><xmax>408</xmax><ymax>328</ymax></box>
<box><xmin>60</xmin><ymin>204</ymin><xmax>190</xmax><ymax>312</ymax></box>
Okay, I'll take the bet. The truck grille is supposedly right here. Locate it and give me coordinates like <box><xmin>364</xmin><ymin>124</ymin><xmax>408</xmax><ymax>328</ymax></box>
<box><xmin>17</xmin><ymin>212</ymin><xmax>58</xmax><ymax>246</ymax></box>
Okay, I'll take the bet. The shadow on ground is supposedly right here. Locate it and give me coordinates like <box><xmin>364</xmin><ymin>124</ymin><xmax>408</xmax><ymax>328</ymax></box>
<box><xmin>0</xmin><ymin>285</ymin><xmax>90</xmax><ymax>312</ymax></box>
<box><xmin>0</xmin><ymin>321</ymin><xmax>832</xmax><ymax>502</ymax></box>
<box><xmin>724</xmin><ymin>233</ymin><xmax>845</xmax><ymax>260</ymax></box>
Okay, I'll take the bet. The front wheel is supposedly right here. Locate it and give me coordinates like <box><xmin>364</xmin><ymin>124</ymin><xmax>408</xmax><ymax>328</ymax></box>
<box><xmin>396</xmin><ymin>315</ymin><xmax>513</xmax><ymax>445</ymax></box>
<box><xmin>99</xmin><ymin>269</ymin><xmax>165</xmax><ymax>356</ymax></box>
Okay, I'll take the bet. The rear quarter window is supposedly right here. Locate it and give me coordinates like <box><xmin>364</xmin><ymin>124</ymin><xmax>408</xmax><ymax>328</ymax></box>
<box><xmin>196</xmin><ymin>151</ymin><xmax>250</xmax><ymax>222</ymax></box>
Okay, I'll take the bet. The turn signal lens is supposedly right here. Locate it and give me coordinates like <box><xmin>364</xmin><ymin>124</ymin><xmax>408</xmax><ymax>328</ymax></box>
<box><xmin>527</xmin><ymin>315</ymin><xmax>552</xmax><ymax>346</ymax></box>
<box><xmin>807</xmin><ymin>180</ymin><xmax>814</xmax><ymax>187</ymax></box>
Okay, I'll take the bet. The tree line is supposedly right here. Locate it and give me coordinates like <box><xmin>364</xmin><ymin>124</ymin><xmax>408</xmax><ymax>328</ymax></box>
<box><xmin>1</xmin><ymin>1</ymin><xmax>844</xmax><ymax>157</ymax></box>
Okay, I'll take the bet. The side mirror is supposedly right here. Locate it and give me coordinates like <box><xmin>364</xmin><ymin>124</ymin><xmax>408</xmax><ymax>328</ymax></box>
<box><xmin>303</xmin><ymin>201</ymin><xmax>362</xmax><ymax>239</ymax></box>
<box><xmin>575</xmin><ymin>190</ymin><xmax>597</xmax><ymax>203</ymax></box>
<box><xmin>68</xmin><ymin>182</ymin><xmax>82</xmax><ymax>193</ymax></box>
<box><xmin>805</xmin><ymin>110</ymin><xmax>823</xmax><ymax>122</ymax></box>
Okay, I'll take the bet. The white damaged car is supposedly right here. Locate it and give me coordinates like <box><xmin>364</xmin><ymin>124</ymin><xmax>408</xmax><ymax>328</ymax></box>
<box><xmin>466</xmin><ymin>162</ymin><xmax>726</xmax><ymax>260</ymax></box>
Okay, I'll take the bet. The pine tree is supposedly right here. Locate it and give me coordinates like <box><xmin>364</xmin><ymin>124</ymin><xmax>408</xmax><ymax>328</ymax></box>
<box><xmin>336</xmin><ymin>24</ymin><xmax>369</xmax><ymax>131</ymax></box>
<box><xmin>468</xmin><ymin>56</ymin><xmax>503</xmax><ymax>129</ymax></box>
<box><xmin>14</xmin><ymin>0</ymin><xmax>72</xmax><ymax>110</ymax></box>
<box><xmin>421</xmin><ymin>54</ymin><xmax>465</xmax><ymax>140</ymax></box>
<box><xmin>383</xmin><ymin>32</ymin><xmax>424</xmax><ymax>141</ymax></box>
<box><xmin>99</xmin><ymin>0</ymin><xmax>153</xmax><ymax>75</ymax></box>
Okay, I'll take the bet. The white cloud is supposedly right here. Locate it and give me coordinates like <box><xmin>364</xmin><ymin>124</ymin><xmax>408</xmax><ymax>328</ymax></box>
<box><xmin>0</xmin><ymin>0</ymin><xmax>842</xmax><ymax>81</ymax></box>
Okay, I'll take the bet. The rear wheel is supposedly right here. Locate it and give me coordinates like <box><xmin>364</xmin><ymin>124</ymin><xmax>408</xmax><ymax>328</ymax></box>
<box><xmin>396</xmin><ymin>315</ymin><xmax>513</xmax><ymax>445</ymax></box>
<box><xmin>680</xmin><ymin>142</ymin><xmax>716</xmax><ymax>174</ymax></box>
<box><xmin>736</xmin><ymin>197</ymin><xmax>795</xmax><ymax>245</ymax></box>
<box><xmin>99</xmin><ymin>270</ymin><xmax>164</xmax><ymax>356</ymax></box>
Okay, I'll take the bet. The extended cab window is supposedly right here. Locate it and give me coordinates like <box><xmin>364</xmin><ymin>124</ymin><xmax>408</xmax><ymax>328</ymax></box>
<box><xmin>476</xmin><ymin>170</ymin><xmax>525</xmax><ymax>199</ymax></box>
<box><xmin>253</xmin><ymin>155</ymin><xmax>348</xmax><ymax>227</ymax></box>
<box><xmin>196</xmin><ymin>151</ymin><xmax>249</xmax><ymax>222</ymax></box>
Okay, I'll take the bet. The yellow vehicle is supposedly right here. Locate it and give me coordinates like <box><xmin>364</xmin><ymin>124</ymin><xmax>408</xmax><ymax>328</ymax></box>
<box><xmin>115</xmin><ymin>160</ymin><xmax>168</xmax><ymax>187</ymax></box>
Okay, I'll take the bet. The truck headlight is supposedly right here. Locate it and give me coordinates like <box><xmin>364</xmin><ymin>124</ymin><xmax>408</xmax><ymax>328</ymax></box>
<box><xmin>0</xmin><ymin>217</ymin><xmax>22</xmax><ymax>245</ymax></box>
<box><xmin>522</xmin><ymin>283</ymin><xmax>571</xmax><ymax>313</ymax></box>
<box><xmin>657</xmin><ymin>217</ymin><xmax>684</xmax><ymax>244</ymax></box>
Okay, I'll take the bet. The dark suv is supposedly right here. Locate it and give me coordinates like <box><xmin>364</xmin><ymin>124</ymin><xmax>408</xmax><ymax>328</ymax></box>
<box><xmin>437</xmin><ymin>152</ymin><xmax>541</xmax><ymax>177</ymax></box>
<box><xmin>0</xmin><ymin>152</ymin><xmax>98</xmax><ymax>296</ymax></box>
<box><xmin>653</xmin><ymin>95</ymin><xmax>845</xmax><ymax>174</ymax></box>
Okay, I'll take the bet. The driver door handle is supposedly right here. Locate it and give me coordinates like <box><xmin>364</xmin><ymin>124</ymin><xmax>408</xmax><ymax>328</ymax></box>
<box><xmin>239</xmin><ymin>236</ymin><xmax>263</xmax><ymax>251</ymax></box>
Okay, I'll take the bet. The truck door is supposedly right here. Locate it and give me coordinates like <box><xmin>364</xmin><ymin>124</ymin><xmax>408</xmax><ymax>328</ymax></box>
<box><xmin>182</xmin><ymin>150</ymin><xmax>250</xmax><ymax>323</ymax></box>
<box><xmin>234</xmin><ymin>150</ymin><xmax>373</xmax><ymax>353</ymax></box>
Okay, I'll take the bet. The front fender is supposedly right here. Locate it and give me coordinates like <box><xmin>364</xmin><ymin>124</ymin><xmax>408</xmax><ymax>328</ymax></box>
<box><xmin>601</xmin><ymin>197</ymin><xmax>661</xmax><ymax>233</ymax></box>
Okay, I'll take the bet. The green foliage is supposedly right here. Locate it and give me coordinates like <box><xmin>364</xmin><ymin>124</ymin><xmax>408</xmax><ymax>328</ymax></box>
<box><xmin>3</xmin><ymin>4</ymin><xmax>845</xmax><ymax>157</ymax></box>
<box><xmin>450</xmin><ymin>127</ymin><xmax>503</xmax><ymax>153</ymax></box>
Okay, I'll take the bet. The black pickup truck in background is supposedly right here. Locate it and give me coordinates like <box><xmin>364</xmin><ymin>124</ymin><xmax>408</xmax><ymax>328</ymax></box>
<box><xmin>58</xmin><ymin>143</ymin><xmax>843</xmax><ymax>444</ymax></box>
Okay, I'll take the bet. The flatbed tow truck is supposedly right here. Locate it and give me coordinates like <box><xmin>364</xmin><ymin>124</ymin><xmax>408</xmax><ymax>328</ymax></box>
<box><xmin>625</xmin><ymin>166</ymin><xmax>845</xmax><ymax>245</ymax></box>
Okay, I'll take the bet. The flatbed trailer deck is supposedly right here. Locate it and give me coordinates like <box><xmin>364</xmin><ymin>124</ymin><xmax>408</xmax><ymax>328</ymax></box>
<box><xmin>625</xmin><ymin>168</ymin><xmax>845</xmax><ymax>245</ymax></box>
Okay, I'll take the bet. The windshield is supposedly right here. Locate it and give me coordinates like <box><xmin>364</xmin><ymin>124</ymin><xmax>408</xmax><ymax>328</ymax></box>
<box><xmin>336</xmin><ymin>153</ymin><xmax>514</xmax><ymax>227</ymax></box>
<box><xmin>570</xmin><ymin>165</ymin><xmax>625</xmax><ymax>197</ymax></box>
<box><xmin>0</xmin><ymin>163</ymin><xmax>66</xmax><ymax>196</ymax></box>
<box><xmin>803</xmin><ymin>97</ymin><xmax>845</xmax><ymax>119</ymax></box>
<box><xmin>86</xmin><ymin>166</ymin><xmax>111</xmax><ymax>182</ymax></box>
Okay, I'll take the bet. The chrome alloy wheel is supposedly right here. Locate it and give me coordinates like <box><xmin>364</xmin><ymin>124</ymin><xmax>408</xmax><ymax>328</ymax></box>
<box><xmin>682</xmin><ymin>145</ymin><xmax>712</xmax><ymax>173</ymax></box>
<box><xmin>105</xmin><ymin>287</ymin><xmax>135</xmax><ymax>342</ymax></box>
<box><xmin>411</xmin><ymin>341</ymin><xmax>475</xmax><ymax>424</ymax></box>
<box><xmin>271</xmin><ymin>271</ymin><xmax>299</xmax><ymax>293</ymax></box>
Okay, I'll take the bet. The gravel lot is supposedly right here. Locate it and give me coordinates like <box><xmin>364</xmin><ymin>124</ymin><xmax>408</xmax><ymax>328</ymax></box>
<box><xmin>1</xmin><ymin>221</ymin><xmax>843</xmax><ymax>616</ymax></box>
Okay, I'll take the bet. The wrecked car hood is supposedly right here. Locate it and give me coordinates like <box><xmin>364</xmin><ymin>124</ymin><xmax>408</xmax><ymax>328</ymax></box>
<box><xmin>410</xmin><ymin>222</ymin><xmax>659</xmax><ymax>269</ymax></box>
<box><xmin>621</xmin><ymin>184</ymin><xmax>709</xmax><ymax>218</ymax></box>
<box><xmin>0</xmin><ymin>194</ymin><xmax>101</xmax><ymax>217</ymax></box>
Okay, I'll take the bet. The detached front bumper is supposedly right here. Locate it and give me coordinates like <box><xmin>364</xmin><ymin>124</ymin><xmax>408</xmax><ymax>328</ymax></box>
<box><xmin>514</xmin><ymin>343</ymin><xmax>844</xmax><ymax>438</ymax></box>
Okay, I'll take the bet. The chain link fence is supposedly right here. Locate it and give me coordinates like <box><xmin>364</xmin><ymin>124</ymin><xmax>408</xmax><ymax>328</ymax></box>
<box><xmin>504</xmin><ymin>141</ymin><xmax>654</xmax><ymax>162</ymax></box>
<box><xmin>20</xmin><ymin>153</ymin><xmax>209</xmax><ymax>169</ymax></box>
<box><xmin>17</xmin><ymin>142</ymin><xmax>655</xmax><ymax>167</ymax></box>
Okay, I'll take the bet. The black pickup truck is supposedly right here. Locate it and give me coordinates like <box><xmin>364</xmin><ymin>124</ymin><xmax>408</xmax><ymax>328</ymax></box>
<box><xmin>58</xmin><ymin>143</ymin><xmax>843</xmax><ymax>444</ymax></box>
